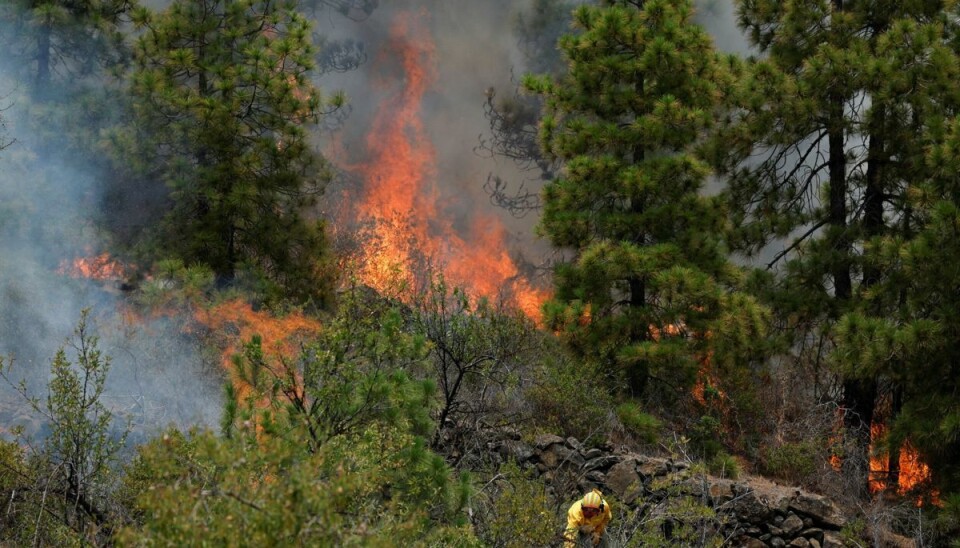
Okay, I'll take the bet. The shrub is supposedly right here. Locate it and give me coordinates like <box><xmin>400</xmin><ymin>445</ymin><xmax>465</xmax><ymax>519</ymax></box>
<box><xmin>760</xmin><ymin>441</ymin><xmax>820</xmax><ymax>484</ymax></box>
<box><xmin>615</xmin><ymin>401</ymin><xmax>661</xmax><ymax>444</ymax></box>
<box><xmin>475</xmin><ymin>462</ymin><xmax>561</xmax><ymax>548</ymax></box>
<box><xmin>526</xmin><ymin>348</ymin><xmax>614</xmax><ymax>443</ymax></box>
<box><xmin>708</xmin><ymin>452</ymin><xmax>740</xmax><ymax>480</ymax></box>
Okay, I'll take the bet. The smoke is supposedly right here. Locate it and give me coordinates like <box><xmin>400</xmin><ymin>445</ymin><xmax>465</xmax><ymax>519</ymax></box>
<box><xmin>694</xmin><ymin>0</ymin><xmax>753</xmax><ymax>55</ymax></box>
<box><xmin>0</xmin><ymin>55</ymin><xmax>222</xmax><ymax>438</ymax></box>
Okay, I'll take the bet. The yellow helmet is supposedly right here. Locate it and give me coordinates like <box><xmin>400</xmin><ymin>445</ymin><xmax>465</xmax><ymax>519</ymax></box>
<box><xmin>582</xmin><ymin>490</ymin><xmax>603</xmax><ymax>509</ymax></box>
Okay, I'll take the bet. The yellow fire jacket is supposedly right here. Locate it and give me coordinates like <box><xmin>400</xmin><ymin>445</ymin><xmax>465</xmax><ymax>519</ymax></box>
<box><xmin>564</xmin><ymin>497</ymin><xmax>612</xmax><ymax>547</ymax></box>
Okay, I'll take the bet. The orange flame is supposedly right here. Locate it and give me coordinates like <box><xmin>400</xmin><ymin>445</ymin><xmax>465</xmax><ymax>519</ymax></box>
<box><xmin>193</xmin><ymin>300</ymin><xmax>321</xmax><ymax>402</ymax></box>
<box><xmin>339</xmin><ymin>10</ymin><xmax>548</xmax><ymax>320</ymax></box>
<box><xmin>58</xmin><ymin>253</ymin><xmax>129</xmax><ymax>281</ymax></box>
<box><xmin>868</xmin><ymin>422</ymin><xmax>934</xmax><ymax>500</ymax></box>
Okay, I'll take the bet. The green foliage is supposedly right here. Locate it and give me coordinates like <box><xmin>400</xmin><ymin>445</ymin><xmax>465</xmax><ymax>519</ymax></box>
<box><xmin>121</xmin><ymin>287</ymin><xmax>477</xmax><ymax>544</ymax></box>
<box><xmin>476</xmin><ymin>462</ymin><xmax>560</xmax><ymax>548</ymax></box>
<box><xmin>0</xmin><ymin>310</ymin><xmax>129</xmax><ymax>545</ymax></box>
<box><xmin>123</xmin><ymin>0</ymin><xmax>340</xmax><ymax>304</ymax></box>
<box><xmin>525</xmin><ymin>0</ymin><xmax>768</xmax><ymax>400</ymax></box>
<box><xmin>526</xmin><ymin>349</ymin><xmax>614</xmax><ymax>444</ymax></box>
<box><xmin>720</xmin><ymin>0</ymin><xmax>960</xmax><ymax>498</ymax></box>
<box><xmin>833</xmin><ymin>195</ymin><xmax>960</xmax><ymax>495</ymax></box>
<box><xmin>606</xmin><ymin>488</ymin><xmax>729</xmax><ymax>547</ymax></box>
<box><xmin>136</xmin><ymin>259</ymin><xmax>217</xmax><ymax>308</ymax></box>
<box><xmin>928</xmin><ymin>493</ymin><xmax>960</xmax><ymax>547</ymax></box>
<box><xmin>227</xmin><ymin>286</ymin><xmax>434</xmax><ymax>452</ymax></box>
<box><xmin>121</xmin><ymin>425</ymin><xmax>478</xmax><ymax>546</ymax></box>
<box><xmin>688</xmin><ymin>415</ymin><xmax>724</xmax><ymax>461</ymax></box>
<box><xmin>708</xmin><ymin>452</ymin><xmax>740</xmax><ymax>480</ymax></box>
<box><xmin>760</xmin><ymin>441</ymin><xmax>820</xmax><ymax>485</ymax></box>
<box><xmin>616</xmin><ymin>401</ymin><xmax>661</xmax><ymax>445</ymax></box>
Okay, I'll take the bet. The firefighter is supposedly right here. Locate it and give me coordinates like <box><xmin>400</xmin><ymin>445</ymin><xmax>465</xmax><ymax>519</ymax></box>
<box><xmin>564</xmin><ymin>488</ymin><xmax>612</xmax><ymax>547</ymax></box>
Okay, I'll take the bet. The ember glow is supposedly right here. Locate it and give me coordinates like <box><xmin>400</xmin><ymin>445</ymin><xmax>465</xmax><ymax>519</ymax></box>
<box><xmin>339</xmin><ymin>10</ymin><xmax>548</xmax><ymax>320</ymax></box>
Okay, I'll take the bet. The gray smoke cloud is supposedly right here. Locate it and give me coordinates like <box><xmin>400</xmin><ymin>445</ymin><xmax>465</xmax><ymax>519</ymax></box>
<box><xmin>0</xmin><ymin>74</ymin><xmax>222</xmax><ymax>439</ymax></box>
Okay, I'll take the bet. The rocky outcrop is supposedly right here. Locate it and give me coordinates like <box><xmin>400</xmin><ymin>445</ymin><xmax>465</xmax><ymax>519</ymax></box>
<box><xmin>484</xmin><ymin>433</ymin><xmax>859</xmax><ymax>548</ymax></box>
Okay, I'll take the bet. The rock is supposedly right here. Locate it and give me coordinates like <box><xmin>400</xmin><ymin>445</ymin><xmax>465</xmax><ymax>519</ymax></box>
<box><xmin>782</xmin><ymin>514</ymin><xmax>804</xmax><ymax>536</ymax></box>
<box><xmin>808</xmin><ymin>540</ymin><xmax>821</xmax><ymax>548</ymax></box>
<box><xmin>821</xmin><ymin>532</ymin><xmax>845</xmax><ymax>548</ymax></box>
<box><xmin>789</xmin><ymin>493</ymin><xmax>845</xmax><ymax>529</ymax></box>
<box><xmin>583</xmin><ymin>455</ymin><xmax>620</xmax><ymax>472</ymax></box>
<box><xmin>493</xmin><ymin>439</ymin><xmax>534</xmax><ymax>463</ymax></box>
<box><xmin>730</xmin><ymin>489</ymin><xmax>772</xmax><ymax>525</ymax></box>
<box><xmin>637</xmin><ymin>456</ymin><xmax>671</xmax><ymax>478</ymax></box>
<box><xmin>788</xmin><ymin>538</ymin><xmax>811</xmax><ymax>548</ymax></box>
<box><xmin>539</xmin><ymin>450</ymin><xmax>559</xmax><ymax>469</ymax></box>
<box><xmin>670</xmin><ymin>459</ymin><xmax>691</xmax><ymax>472</ymax></box>
<box><xmin>741</xmin><ymin>538</ymin><xmax>767</xmax><ymax>548</ymax></box>
<box><xmin>578</xmin><ymin>477</ymin><xmax>600</xmax><ymax>493</ymax></box>
<box><xmin>771</xmin><ymin>537</ymin><xmax>786</xmax><ymax>548</ymax></box>
<box><xmin>534</xmin><ymin>434</ymin><xmax>565</xmax><ymax>450</ymax></box>
<box><xmin>768</xmin><ymin>525</ymin><xmax>784</xmax><ymax>537</ymax></box>
<box><xmin>555</xmin><ymin>444</ymin><xmax>585</xmax><ymax>468</ymax></box>
<box><xmin>801</xmin><ymin>528</ymin><xmax>824</xmax><ymax>543</ymax></box>
<box><xmin>566</xmin><ymin>436</ymin><xmax>583</xmax><ymax>452</ymax></box>
<box><xmin>582</xmin><ymin>447</ymin><xmax>604</xmax><ymax>460</ymax></box>
<box><xmin>709</xmin><ymin>478</ymin><xmax>735</xmax><ymax>503</ymax></box>
<box><xmin>605</xmin><ymin>459</ymin><xmax>643</xmax><ymax>505</ymax></box>
<box><xmin>584</xmin><ymin>470</ymin><xmax>606</xmax><ymax>484</ymax></box>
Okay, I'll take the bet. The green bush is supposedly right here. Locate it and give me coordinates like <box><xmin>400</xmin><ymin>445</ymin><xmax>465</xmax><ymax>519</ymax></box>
<box><xmin>476</xmin><ymin>462</ymin><xmax>560</xmax><ymax>548</ymax></box>
<box><xmin>689</xmin><ymin>415</ymin><xmax>724</xmax><ymax>460</ymax></box>
<box><xmin>708</xmin><ymin>452</ymin><xmax>740</xmax><ymax>480</ymax></box>
<box><xmin>527</xmin><ymin>350</ymin><xmax>613</xmax><ymax>443</ymax></box>
<box><xmin>615</xmin><ymin>401</ymin><xmax>661</xmax><ymax>444</ymax></box>
<box><xmin>760</xmin><ymin>441</ymin><xmax>819</xmax><ymax>484</ymax></box>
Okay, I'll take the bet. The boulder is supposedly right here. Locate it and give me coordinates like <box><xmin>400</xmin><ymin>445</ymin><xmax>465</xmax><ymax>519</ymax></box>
<box><xmin>730</xmin><ymin>488</ymin><xmax>772</xmax><ymax>525</ymax></box>
<box><xmin>493</xmin><ymin>439</ymin><xmax>534</xmax><ymax>463</ymax></box>
<box><xmin>781</xmin><ymin>514</ymin><xmax>804</xmax><ymax>536</ymax></box>
<box><xmin>534</xmin><ymin>434</ymin><xmax>566</xmax><ymax>450</ymax></box>
<box><xmin>605</xmin><ymin>459</ymin><xmax>643</xmax><ymax>505</ymax></box>
<box><xmin>637</xmin><ymin>456</ymin><xmax>671</xmax><ymax>478</ymax></box>
<box><xmin>582</xmin><ymin>447</ymin><xmax>604</xmax><ymax>460</ymax></box>
<box><xmin>801</xmin><ymin>528</ymin><xmax>824</xmax><ymax>544</ymax></box>
<box><xmin>539</xmin><ymin>443</ymin><xmax>585</xmax><ymax>469</ymax></box>
<box><xmin>821</xmin><ymin>531</ymin><xmax>845</xmax><ymax>548</ymax></box>
<box><xmin>709</xmin><ymin>478</ymin><xmax>735</xmax><ymax>503</ymax></box>
<box><xmin>789</xmin><ymin>493</ymin><xmax>845</xmax><ymax>529</ymax></box>
<box><xmin>583</xmin><ymin>455</ymin><xmax>621</xmax><ymax>472</ymax></box>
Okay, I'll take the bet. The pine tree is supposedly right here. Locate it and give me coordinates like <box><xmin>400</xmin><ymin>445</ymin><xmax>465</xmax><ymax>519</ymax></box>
<box><xmin>723</xmin><ymin>0</ymin><xmax>957</xmax><ymax>495</ymax></box>
<box><xmin>125</xmin><ymin>0</ymin><xmax>342</xmax><ymax>303</ymax></box>
<box><xmin>524</xmin><ymin>0</ymin><xmax>767</xmax><ymax>399</ymax></box>
<box><xmin>834</xmin><ymin>34</ymin><xmax>960</xmax><ymax>496</ymax></box>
